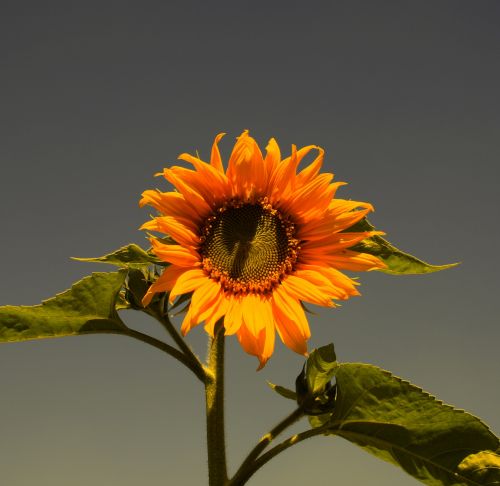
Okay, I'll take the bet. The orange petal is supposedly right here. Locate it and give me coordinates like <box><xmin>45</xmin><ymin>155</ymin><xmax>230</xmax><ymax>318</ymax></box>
<box><xmin>204</xmin><ymin>293</ymin><xmax>230</xmax><ymax>337</ymax></box>
<box><xmin>190</xmin><ymin>279</ymin><xmax>222</xmax><ymax>322</ymax></box>
<box><xmin>142</xmin><ymin>265</ymin><xmax>187</xmax><ymax>307</ymax></box>
<box><xmin>330</xmin><ymin>206</ymin><xmax>373</xmax><ymax>233</ymax></box>
<box><xmin>241</xmin><ymin>293</ymin><xmax>265</xmax><ymax>337</ymax></box>
<box><xmin>270</xmin><ymin>144</ymin><xmax>317</xmax><ymax>202</ymax></box>
<box><xmin>237</xmin><ymin>298</ymin><xmax>275</xmax><ymax>370</ymax></box>
<box><xmin>323</xmin><ymin>250</ymin><xmax>386</xmax><ymax>271</ymax></box>
<box><xmin>258</xmin><ymin>299</ymin><xmax>276</xmax><ymax>368</ymax></box>
<box><xmin>294</xmin><ymin>267</ymin><xmax>357</xmax><ymax>300</ymax></box>
<box><xmin>224</xmin><ymin>296</ymin><xmax>244</xmax><ymax>335</ymax></box>
<box><xmin>139</xmin><ymin>190</ymin><xmax>201</xmax><ymax>223</ymax></box>
<box><xmin>264</xmin><ymin>138</ymin><xmax>281</xmax><ymax>181</ymax></box>
<box><xmin>140</xmin><ymin>215</ymin><xmax>196</xmax><ymax>236</ymax></box>
<box><xmin>328</xmin><ymin>198</ymin><xmax>374</xmax><ymax>216</ymax></box>
<box><xmin>268</xmin><ymin>144</ymin><xmax>298</xmax><ymax>202</ymax></box>
<box><xmin>291</xmin><ymin>182</ymin><xmax>347</xmax><ymax>223</ymax></box>
<box><xmin>168</xmin><ymin>166</ymin><xmax>225</xmax><ymax>209</ymax></box>
<box><xmin>272</xmin><ymin>285</ymin><xmax>310</xmax><ymax>340</ymax></box>
<box><xmin>180</xmin><ymin>305</ymin><xmax>195</xmax><ymax>336</ymax></box>
<box><xmin>257</xmin><ymin>322</ymin><xmax>275</xmax><ymax>370</ymax></box>
<box><xmin>210</xmin><ymin>132</ymin><xmax>226</xmax><ymax>172</ymax></box>
<box><xmin>141</xmin><ymin>216</ymin><xmax>200</xmax><ymax>248</ymax></box>
<box><xmin>236</xmin><ymin>323</ymin><xmax>260</xmax><ymax>361</ymax></box>
<box><xmin>272</xmin><ymin>301</ymin><xmax>309</xmax><ymax>356</ymax></box>
<box><xmin>296</xmin><ymin>264</ymin><xmax>360</xmax><ymax>299</ymax></box>
<box><xmin>227</xmin><ymin>130</ymin><xmax>266</xmax><ymax>199</ymax></box>
<box><xmin>296</xmin><ymin>146</ymin><xmax>325</xmax><ymax>185</ymax></box>
<box><xmin>169</xmin><ymin>268</ymin><xmax>207</xmax><ymax>302</ymax></box>
<box><xmin>162</xmin><ymin>168</ymin><xmax>212</xmax><ymax>217</ymax></box>
<box><xmin>282</xmin><ymin>172</ymin><xmax>334</xmax><ymax>218</ymax></box>
<box><xmin>178</xmin><ymin>152</ymin><xmax>229</xmax><ymax>201</ymax></box>
<box><xmin>297</xmin><ymin>202</ymin><xmax>374</xmax><ymax>240</ymax></box>
<box><xmin>149</xmin><ymin>240</ymin><xmax>200</xmax><ymax>267</ymax></box>
<box><xmin>281</xmin><ymin>274</ymin><xmax>335</xmax><ymax>307</ymax></box>
<box><xmin>301</xmin><ymin>231</ymin><xmax>383</xmax><ymax>252</ymax></box>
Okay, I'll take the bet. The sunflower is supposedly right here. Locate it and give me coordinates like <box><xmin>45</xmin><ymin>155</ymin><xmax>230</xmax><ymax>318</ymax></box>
<box><xmin>140</xmin><ymin>131</ymin><xmax>385</xmax><ymax>368</ymax></box>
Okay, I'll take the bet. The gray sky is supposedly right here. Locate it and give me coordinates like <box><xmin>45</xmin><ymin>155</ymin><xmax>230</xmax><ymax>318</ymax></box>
<box><xmin>1</xmin><ymin>1</ymin><xmax>499</xmax><ymax>485</ymax></box>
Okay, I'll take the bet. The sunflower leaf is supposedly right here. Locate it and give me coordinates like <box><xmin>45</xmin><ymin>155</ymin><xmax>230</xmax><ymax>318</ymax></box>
<box><xmin>72</xmin><ymin>243</ymin><xmax>163</xmax><ymax>269</ymax></box>
<box><xmin>124</xmin><ymin>268</ymin><xmax>152</xmax><ymax>310</ymax></box>
<box><xmin>116</xmin><ymin>291</ymin><xmax>131</xmax><ymax>310</ymax></box>
<box><xmin>267</xmin><ymin>381</ymin><xmax>297</xmax><ymax>401</ymax></box>
<box><xmin>346</xmin><ymin>218</ymin><xmax>459</xmax><ymax>275</ymax></box>
<box><xmin>319</xmin><ymin>363</ymin><xmax>499</xmax><ymax>486</ymax></box>
<box><xmin>457</xmin><ymin>450</ymin><xmax>500</xmax><ymax>485</ymax></box>
<box><xmin>0</xmin><ymin>271</ymin><xmax>128</xmax><ymax>342</ymax></box>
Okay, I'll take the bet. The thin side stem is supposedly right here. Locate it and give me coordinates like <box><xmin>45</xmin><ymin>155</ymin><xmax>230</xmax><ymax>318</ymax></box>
<box><xmin>229</xmin><ymin>407</ymin><xmax>304</xmax><ymax>485</ymax></box>
<box><xmin>148</xmin><ymin>299</ymin><xmax>204</xmax><ymax>372</ymax></box>
<box><xmin>205</xmin><ymin>321</ymin><xmax>228</xmax><ymax>486</ymax></box>
<box><xmin>124</xmin><ymin>328</ymin><xmax>207</xmax><ymax>383</ymax></box>
<box><xmin>230</xmin><ymin>426</ymin><xmax>329</xmax><ymax>485</ymax></box>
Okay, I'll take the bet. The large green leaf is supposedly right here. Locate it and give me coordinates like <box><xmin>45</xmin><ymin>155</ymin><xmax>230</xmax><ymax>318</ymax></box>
<box><xmin>0</xmin><ymin>271</ymin><xmax>128</xmax><ymax>342</ymax></box>
<box><xmin>72</xmin><ymin>243</ymin><xmax>163</xmax><ymax>268</ymax></box>
<box><xmin>457</xmin><ymin>451</ymin><xmax>500</xmax><ymax>485</ymax></box>
<box><xmin>124</xmin><ymin>268</ymin><xmax>151</xmax><ymax>310</ymax></box>
<box><xmin>346</xmin><ymin>218</ymin><xmax>458</xmax><ymax>275</ymax></box>
<box><xmin>320</xmin><ymin>363</ymin><xmax>499</xmax><ymax>486</ymax></box>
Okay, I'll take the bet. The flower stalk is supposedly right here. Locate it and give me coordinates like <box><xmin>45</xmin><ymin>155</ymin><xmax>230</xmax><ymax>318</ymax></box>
<box><xmin>205</xmin><ymin>320</ymin><xmax>228</xmax><ymax>486</ymax></box>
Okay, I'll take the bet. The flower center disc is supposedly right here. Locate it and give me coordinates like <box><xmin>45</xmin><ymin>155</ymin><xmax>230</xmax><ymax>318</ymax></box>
<box><xmin>200</xmin><ymin>202</ymin><xmax>298</xmax><ymax>294</ymax></box>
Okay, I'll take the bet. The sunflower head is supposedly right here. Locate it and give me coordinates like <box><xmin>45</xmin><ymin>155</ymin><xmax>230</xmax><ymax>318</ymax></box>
<box><xmin>140</xmin><ymin>131</ymin><xmax>385</xmax><ymax>368</ymax></box>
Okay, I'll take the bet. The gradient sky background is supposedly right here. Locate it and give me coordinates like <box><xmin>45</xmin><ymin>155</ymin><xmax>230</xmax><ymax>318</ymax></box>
<box><xmin>1</xmin><ymin>1</ymin><xmax>499</xmax><ymax>485</ymax></box>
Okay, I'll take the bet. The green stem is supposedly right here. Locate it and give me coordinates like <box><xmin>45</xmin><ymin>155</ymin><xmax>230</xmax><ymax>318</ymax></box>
<box><xmin>148</xmin><ymin>297</ymin><xmax>204</xmax><ymax>372</ymax></box>
<box><xmin>205</xmin><ymin>321</ymin><xmax>228</xmax><ymax>486</ymax></box>
<box><xmin>230</xmin><ymin>426</ymin><xmax>328</xmax><ymax>485</ymax></box>
<box><xmin>229</xmin><ymin>407</ymin><xmax>304</xmax><ymax>485</ymax></box>
<box><xmin>124</xmin><ymin>328</ymin><xmax>207</xmax><ymax>383</ymax></box>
